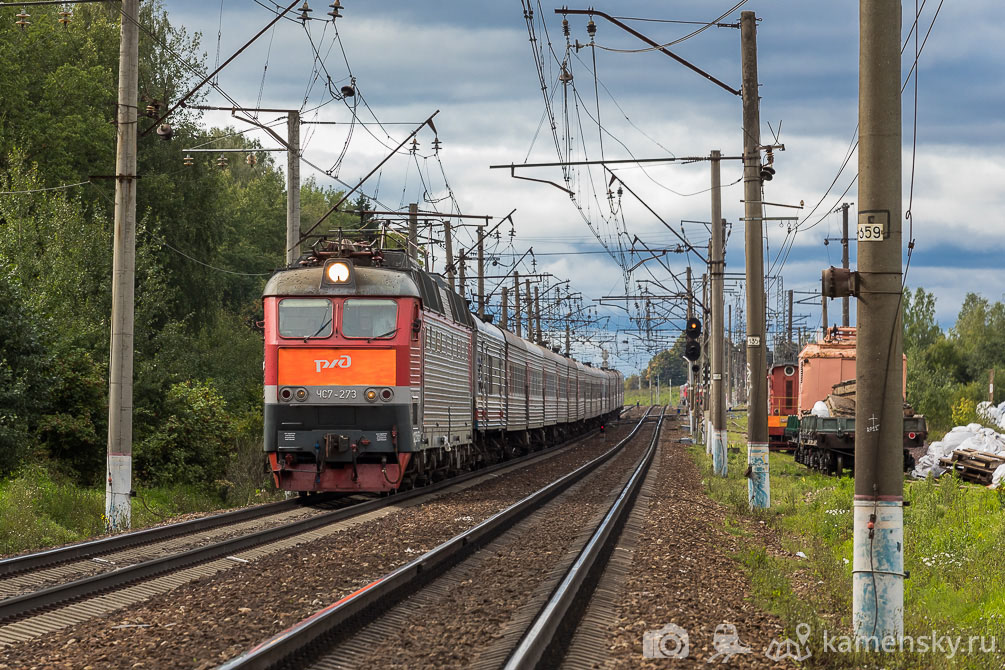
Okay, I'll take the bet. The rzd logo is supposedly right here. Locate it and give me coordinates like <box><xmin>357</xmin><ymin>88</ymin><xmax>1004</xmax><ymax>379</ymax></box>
<box><xmin>314</xmin><ymin>355</ymin><xmax>351</xmax><ymax>372</ymax></box>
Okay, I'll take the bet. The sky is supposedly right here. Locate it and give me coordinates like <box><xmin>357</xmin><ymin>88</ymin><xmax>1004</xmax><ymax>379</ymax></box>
<box><xmin>164</xmin><ymin>0</ymin><xmax>1005</xmax><ymax>373</ymax></box>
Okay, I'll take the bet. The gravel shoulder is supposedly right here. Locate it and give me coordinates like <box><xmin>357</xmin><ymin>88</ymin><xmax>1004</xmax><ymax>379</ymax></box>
<box><xmin>601</xmin><ymin>429</ymin><xmax>799</xmax><ymax>669</ymax></box>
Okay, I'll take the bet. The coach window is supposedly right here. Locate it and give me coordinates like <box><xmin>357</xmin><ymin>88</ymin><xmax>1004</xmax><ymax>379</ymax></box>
<box><xmin>343</xmin><ymin>299</ymin><xmax>398</xmax><ymax>339</ymax></box>
<box><xmin>278</xmin><ymin>298</ymin><xmax>333</xmax><ymax>338</ymax></box>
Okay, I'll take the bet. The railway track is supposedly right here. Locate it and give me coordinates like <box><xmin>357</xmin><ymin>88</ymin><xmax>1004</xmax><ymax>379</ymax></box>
<box><xmin>0</xmin><ymin>493</ymin><xmax>361</xmax><ymax>599</ymax></box>
<box><xmin>0</xmin><ymin>417</ymin><xmax>632</xmax><ymax>648</ymax></box>
<box><xmin>216</xmin><ymin>407</ymin><xmax>665</xmax><ymax>670</ymax></box>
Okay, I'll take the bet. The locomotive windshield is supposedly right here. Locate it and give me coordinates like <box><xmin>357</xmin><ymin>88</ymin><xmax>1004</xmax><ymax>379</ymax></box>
<box><xmin>278</xmin><ymin>298</ymin><xmax>333</xmax><ymax>338</ymax></box>
<box><xmin>342</xmin><ymin>299</ymin><xmax>398</xmax><ymax>339</ymax></box>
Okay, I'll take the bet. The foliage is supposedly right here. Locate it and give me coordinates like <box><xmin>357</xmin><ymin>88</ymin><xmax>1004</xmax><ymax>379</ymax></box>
<box><xmin>903</xmin><ymin>287</ymin><xmax>1005</xmax><ymax>435</ymax></box>
<box><xmin>135</xmin><ymin>381</ymin><xmax>234</xmax><ymax>486</ymax></box>
<box><xmin>0</xmin><ymin>272</ymin><xmax>48</xmax><ymax>473</ymax></box>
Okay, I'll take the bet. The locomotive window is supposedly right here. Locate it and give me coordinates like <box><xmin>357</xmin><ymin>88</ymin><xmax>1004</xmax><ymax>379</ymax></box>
<box><xmin>342</xmin><ymin>299</ymin><xmax>398</xmax><ymax>339</ymax></box>
<box><xmin>278</xmin><ymin>298</ymin><xmax>333</xmax><ymax>338</ymax></box>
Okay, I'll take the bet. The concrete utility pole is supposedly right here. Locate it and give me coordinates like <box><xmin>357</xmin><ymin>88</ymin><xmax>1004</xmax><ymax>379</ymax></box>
<box><xmin>444</xmin><ymin>220</ymin><xmax>454</xmax><ymax>291</ymax></box>
<box><xmin>525</xmin><ymin>278</ymin><xmax>532</xmax><ymax>340</ymax></box>
<box><xmin>702</xmin><ymin>271</ymin><xmax>710</xmax><ymax>454</ymax></box>
<box><xmin>514</xmin><ymin>272</ymin><xmax>522</xmax><ymax>337</ymax></box>
<box><xmin>534</xmin><ymin>286</ymin><xmax>542</xmax><ymax>344</ymax></box>
<box><xmin>822</xmin><ymin>294</ymin><xmax>829</xmax><ymax>337</ymax></box>
<box><xmin>854</xmin><ymin>0</ymin><xmax>904</xmax><ymax>645</ymax></box>
<box><xmin>458</xmin><ymin>251</ymin><xmax>466</xmax><ymax>299</ymax></box>
<box><xmin>285</xmin><ymin>111</ymin><xmax>301</xmax><ymax>266</ymax></box>
<box><xmin>841</xmin><ymin>202</ymin><xmax>851</xmax><ymax>327</ymax></box>
<box><xmin>787</xmin><ymin>289</ymin><xmax>794</xmax><ymax>346</ymax></box>
<box><xmin>477</xmin><ymin>230</ymin><xmax>486</xmax><ymax>319</ymax></box>
<box><xmin>106</xmin><ymin>0</ymin><xmax>140</xmax><ymax>532</ymax></box>
<box><xmin>741</xmin><ymin>10</ymin><xmax>769</xmax><ymax>509</ymax></box>
<box><xmin>408</xmin><ymin>203</ymin><xmax>418</xmax><ymax>261</ymax></box>
<box><xmin>686</xmin><ymin>266</ymin><xmax>695</xmax><ymax>435</ymax></box>
<box><xmin>501</xmin><ymin>286</ymin><xmax>509</xmax><ymax>330</ymax></box>
<box><xmin>710</xmin><ymin>151</ymin><xmax>727</xmax><ymax>476</ymax></box>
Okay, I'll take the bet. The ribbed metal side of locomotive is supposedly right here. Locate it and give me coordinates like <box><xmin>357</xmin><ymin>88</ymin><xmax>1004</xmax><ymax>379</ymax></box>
<box><xmin>262</xmin><ymin>251</ymin><xmax>421</xmax><ymax>493</ymax></box>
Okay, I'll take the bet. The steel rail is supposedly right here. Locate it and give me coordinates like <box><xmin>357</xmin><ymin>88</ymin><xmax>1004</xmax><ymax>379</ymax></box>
<box><xmin>504</xmin><ymin>408</ymin><xmax>666</xmax><ymax>669</ymax></box>
<box><xmin>0</xmin><ymin>421</ymin><xmax>613</xmax><ymax>623</ymax></box>
<box><xmin>0</xmin><ymin>495</ymin><xmax>340</xmax><ymax>578</ymax></box>
<box><xmin>215</xmin><ymin>409</ymin><xmax>654</xmax><ymax>670</ymax></box>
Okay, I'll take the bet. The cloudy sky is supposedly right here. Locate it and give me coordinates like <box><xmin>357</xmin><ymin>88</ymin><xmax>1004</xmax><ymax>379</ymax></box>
<box><xmin>167</xmin><ymin>0</ymin><xmax>1005</xmax><ymax>372</ymax></box>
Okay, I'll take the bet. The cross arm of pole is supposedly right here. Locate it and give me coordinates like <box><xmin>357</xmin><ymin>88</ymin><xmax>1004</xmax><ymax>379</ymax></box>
<box><xmin>557</xmin><ymin>8</ymin><xmax>741</xmax><ymax>97</ymax></box>
<box><xmin>295</xmin><ymin>110</ymin><xmax>440</xmax><ymax>249</ymax></box>
<box><xmin>506</xmin><ymin>165</ymin><xmax>574</xmax><ymax>196</ymax></box>
<box><xmin>140</xmin><ymin>0</ymin><xmax>301</xmax><ymax>136</ymax></box>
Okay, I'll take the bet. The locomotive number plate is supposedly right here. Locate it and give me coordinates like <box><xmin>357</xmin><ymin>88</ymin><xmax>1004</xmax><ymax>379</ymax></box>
<box><xmin>316</xmin><ymin>388</ymin><xmax>358</xmax><ymax>400</ymax></box>
<box><xmin>857</xmin><ymin>210</ymin><xmax>889</xmax><ymax>242</ymax></box>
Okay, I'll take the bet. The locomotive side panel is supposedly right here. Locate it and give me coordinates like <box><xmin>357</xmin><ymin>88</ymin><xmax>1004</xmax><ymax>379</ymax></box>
<box><xmin>420</xmin><ymin>312</ymin><xmax>473</xmax><ymax>449</ymax></box>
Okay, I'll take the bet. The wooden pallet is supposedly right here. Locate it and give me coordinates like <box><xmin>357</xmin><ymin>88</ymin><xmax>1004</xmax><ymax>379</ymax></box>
<box><xmin>938</xmin><ymin>447</ymin><xmax>1005</xmax><ymax>485</ymax></box>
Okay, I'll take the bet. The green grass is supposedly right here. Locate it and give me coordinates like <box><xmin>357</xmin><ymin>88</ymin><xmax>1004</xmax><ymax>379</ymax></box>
<box><xmin>624</xmin><ymin>386</ymin><xmax>679</xmax><ymax>407</ymax></box>
<box><xmin>691</xmin><ymin>414</ymin><xmax>1005</xmax><ymax>669</ymax></box>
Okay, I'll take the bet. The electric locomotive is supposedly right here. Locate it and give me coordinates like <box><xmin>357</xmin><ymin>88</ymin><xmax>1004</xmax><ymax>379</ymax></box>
<box><xmin>262</xmin><ymin>238</ymin><xmax>622</xmax><ymax>494</ymax></box>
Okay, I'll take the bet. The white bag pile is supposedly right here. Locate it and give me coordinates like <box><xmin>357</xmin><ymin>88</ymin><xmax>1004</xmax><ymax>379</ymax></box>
<box><xmin>911</xmin><ymin>423</ymin><xmax>1005</xmax><ymax>487</ymax></box>
<box><xmin>978</xmin><ymin>401</ymin><xmax>1005</xmax><ymax>430</ymax></box>
<box><xmin>811</xmin><ymin>401</ymin><xmax>830</xmax><ymax>418</ymax></box>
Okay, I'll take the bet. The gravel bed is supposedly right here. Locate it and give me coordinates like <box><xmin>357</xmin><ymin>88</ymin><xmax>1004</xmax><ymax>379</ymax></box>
<box><xmin>602</xmin><ymin>430</ymin><xmax>797</xmax><ymax>669</ymax></box>
<box><xmin>328</xmin><ymin>420</ymin><xmax>659</xmax><ymax>669</ymax></box>
<box><xmin>0</xmin><ymin>419</ymin><xmax>640</xmax><ymax>670</ymax></box>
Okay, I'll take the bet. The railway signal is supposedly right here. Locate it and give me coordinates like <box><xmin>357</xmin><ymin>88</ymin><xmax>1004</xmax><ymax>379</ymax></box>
<box><xmin>683</xmin><ymin>317</ymin><xmax>702</xmax><ymax>362</ymax></box>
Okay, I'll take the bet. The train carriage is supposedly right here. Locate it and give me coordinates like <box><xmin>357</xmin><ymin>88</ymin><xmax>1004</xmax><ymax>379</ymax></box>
<box><xmin>474</xmin><ymin>317</ymin><xmax>507</xmax><ymax>432</ymax></box>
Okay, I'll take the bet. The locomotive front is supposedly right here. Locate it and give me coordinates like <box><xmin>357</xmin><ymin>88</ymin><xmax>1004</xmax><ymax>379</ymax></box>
<box><xmin>263</xmin><ymin>248</ymin><xmax>419</xmax><ymax>493</ymax></box>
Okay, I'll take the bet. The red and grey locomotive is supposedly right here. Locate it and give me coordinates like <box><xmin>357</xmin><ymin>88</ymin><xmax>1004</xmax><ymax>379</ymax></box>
<box><xmin>262</xmin><ymin>240</ymin><xmax>622</xmax><ymax>494</ymax></box>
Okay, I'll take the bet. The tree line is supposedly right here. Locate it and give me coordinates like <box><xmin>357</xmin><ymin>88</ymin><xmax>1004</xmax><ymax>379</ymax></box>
<box><xmin>0</xmin><ymin>3</ymin><xmax>361</xmax><ymax>490</ymax></box>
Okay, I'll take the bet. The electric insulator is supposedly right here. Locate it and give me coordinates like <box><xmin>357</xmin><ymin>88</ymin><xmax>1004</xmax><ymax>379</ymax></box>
<box><xmin>432</xmin><ymin>137</ymin><xmax>442</xmax><ymax>153</ymax></box>
<box><xmin>562</xmin><ymin>18</ymin><xmax>569</xmax><ymax>37</ymax></box>
<box><xmin>558</xmin><ymin>65</ymin><xmax>573</xmax><ymax>84</ymax></box>
<box><xmin>587</xmin><ymin>17</ymin><xmax>596</xmax><ymax>37</ymax></box>
<box><xmin>328</xmin><ymin>0</ymin><xmax>342</xmax><ymax>20</ymax></box>
<box><xmin>216</xmin><ymin>154</ymin><xmax>228</xmax><ymax>169</ymax></box>
<box><xmin>246</xmin><ymin>153</ymin><xmax>257</xmax><ymax>167</ymax></box>
<box><xmin>15</xmin><ymin>10</ymin><xmax>30</xmax><ymax>29</ymax></box>
<box><xmin>58</xmin><ymin>10</ymin><xmax>72</xmax><ymax>27</ymax></box>
<box><xmin>145</xmin><ymin>104</ymin><xmax>157</xmax><ymax>116</ymax></box>
<box><xmin>298</xmin><ymin>1</ymin><xmax>312</xmax><ymax>22</ymax></box>
<box><xmin>409</xmin><ymin>138</ymin><xmax>419</xmax><ymax>154</ymax></box>
<box><xmin>183</xmin><ymin>154</ymin><xmax>194</xmax><ymax>166</ymax></box>
<box><xmin>340</xmin><ymin>84</ymin><xmax>355</xmax><ymax>98</ymax></box>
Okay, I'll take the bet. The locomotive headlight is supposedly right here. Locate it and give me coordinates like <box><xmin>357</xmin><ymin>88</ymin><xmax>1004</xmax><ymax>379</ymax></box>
<box><xmin>325</xmin><ymin>261</ymin><xmax>351</xmax><ymax>283</ymax></box>
<box><xmin>295</xmin><ymin>388</ymin><xmax>308</xmax><ymax>401</ymax></box>
<box><xmin>365</xmin><ymin>388</ymin><xmax>378</xmax><ymax>402</ymax></box>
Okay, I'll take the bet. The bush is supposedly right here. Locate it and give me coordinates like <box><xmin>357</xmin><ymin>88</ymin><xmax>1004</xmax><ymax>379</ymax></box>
<box><xmin>135</xmin><ymin>380</ymin><xmax>234</xmax><ymax>487</ymax></box>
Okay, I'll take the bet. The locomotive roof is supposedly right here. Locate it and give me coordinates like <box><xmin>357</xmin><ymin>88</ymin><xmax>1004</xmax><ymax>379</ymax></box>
<box><xmin>263</xmin><ymin>264</ymin><xmax>421</xmax><ymax>298</ymax></box>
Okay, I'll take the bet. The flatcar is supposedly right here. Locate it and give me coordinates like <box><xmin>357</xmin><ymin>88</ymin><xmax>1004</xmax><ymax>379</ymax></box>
<box><xmin>262</xmin><ymin>239</ymin><xmax>622</xmax><ymax>494</ymax></box>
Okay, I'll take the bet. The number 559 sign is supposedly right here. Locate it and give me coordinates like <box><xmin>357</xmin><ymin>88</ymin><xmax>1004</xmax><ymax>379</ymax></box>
<box><xmin>857</xmin><ymin>210</ymin><xmax>889</xmax><ymax>242</ymax></box>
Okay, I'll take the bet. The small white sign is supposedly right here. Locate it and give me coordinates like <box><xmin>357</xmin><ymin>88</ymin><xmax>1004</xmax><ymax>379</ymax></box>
<box><xmin>857</xmin><ymin>210</ymin><xmax>889</xmax><ymax>242</ymax></box>
<box><xmin>747</xmin><ymin>336</ymin><xmax>761</xmax><ymax>347</ymax></box>
<box><xmin>712</xmin><ymin>373</ymin><xmax>722</xmax><ymax>380</ymax></box>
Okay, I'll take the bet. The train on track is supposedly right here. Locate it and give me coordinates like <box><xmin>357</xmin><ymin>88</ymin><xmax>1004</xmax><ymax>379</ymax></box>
<box><xmin>767</xmin><ymin>326</ymin><xmax>926</xmax><ymax>474</ymax></box>
<box><xmin>262</xmin><ymin>239</ymin><xmax>623</xmax><ymax>494</ymax></box>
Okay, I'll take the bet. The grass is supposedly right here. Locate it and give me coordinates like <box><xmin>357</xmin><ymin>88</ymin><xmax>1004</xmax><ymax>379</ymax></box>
<box><xmin>0</xmin><ymin>440</ymin><xmax>282</xmax><ymax>556</ymax></box>
<box><xmin>623</xmin><ymin>386</ymin><xmax>680</xmax><ymax>408</ymax></box>
<box><xmin>691</xmin><ymin>411</ymin><xmax>1005</xmax><ymax>669</ymax></box>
